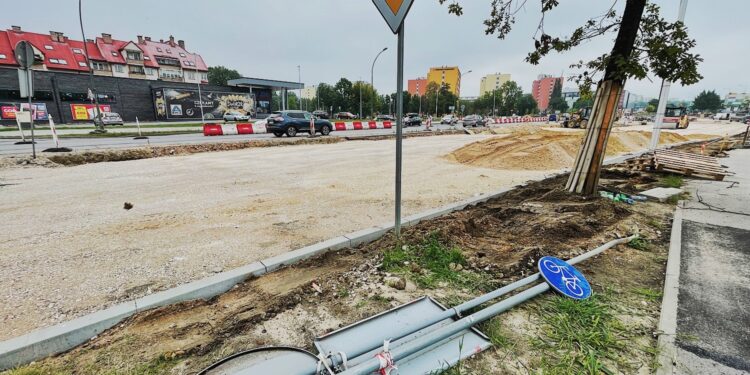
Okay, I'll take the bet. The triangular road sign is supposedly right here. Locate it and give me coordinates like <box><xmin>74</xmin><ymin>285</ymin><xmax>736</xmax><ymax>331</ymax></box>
<box><xmin>373</xmin><ymin>0</ymin><xmax>415</xmax><ymax>34</ymax></box>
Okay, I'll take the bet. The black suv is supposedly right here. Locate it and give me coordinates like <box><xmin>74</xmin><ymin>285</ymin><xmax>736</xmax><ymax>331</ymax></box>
<box><xmin>266</xmin><ymin>111</ymin><xmax>333</xmax><ymax>137</ymax></box>
<box><xmin>403</xmin><ymin>113</ymin><xmax>422</xmax><ymax>127</ymax></box>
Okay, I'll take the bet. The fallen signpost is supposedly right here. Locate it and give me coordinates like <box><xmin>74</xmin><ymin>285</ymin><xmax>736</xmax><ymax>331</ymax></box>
<box><xmin>199</xmin><ymin>235</ymin><xmax>636</xmax><ymax>375</ymax></box>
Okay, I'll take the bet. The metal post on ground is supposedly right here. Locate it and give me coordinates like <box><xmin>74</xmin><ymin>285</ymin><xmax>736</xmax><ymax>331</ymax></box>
<box><xmin>371</xmin><ymin>47</ymin><xmax>388</xmax><ymax>117</ymax></box>
<box><xmin>395</xmin><ymin>24</ymin><xmax>404</xmax><ymax>238</ymax></box>
<box><xmin>27</xmin><ymin>70</ymin><xmax>36</xmax><ymax>158</ymax></box>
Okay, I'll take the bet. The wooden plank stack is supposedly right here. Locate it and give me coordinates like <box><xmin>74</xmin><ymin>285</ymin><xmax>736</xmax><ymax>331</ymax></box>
<box><xmin>652</xmin><ymin>149</ymin><xmax>728</xmax><ymax>181</ymax></box>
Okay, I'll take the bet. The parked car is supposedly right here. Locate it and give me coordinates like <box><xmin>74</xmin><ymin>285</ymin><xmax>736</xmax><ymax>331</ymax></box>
<box><xmin>462</xmin><ymin>114</ymin><xmax>486</xmax><ymax>127</ymax></box>
<box><xmin>713</xmin><ymin>112</ymin><xmax>730</xmax><ymax>121</ymax></box>
<box><xmin>375</xmin><ymin>114</ymin><xmax>395</xmax><ymax>121</ymax></box>
<box><xmin>440</xmin><ymin>115</ymin><xmax>457</xmax><ymax>125</ymax></box>
<box><xmin>312</xmin><ymin>110</ymin><xmax>330</xmax><ymax>119</ymax></box>
<box><xmin>403</xmin><ymin>113</ymin><xmax>422</xmax><ymax>127</ymax></box>
<box><xmin>93</xmin><ymin>112</ymin><xmax>124</xmax><ymax>126</ymax></box>
<box><xmin>266</xmin><ymin>110</ymin><xmax>333</xmax><ymax>137</ymax></box>
<box><xmin>729</xmin><ymin>112</ymin><xmax>748</xmax><ymax>122</ymax></box>
<box><xmin>548</xmin><ymin>113</ymin><xmax>558</xmax><ymax>122</ymax></box>
<box><xmin>335</xmin><ymin>112</ymin><xmax>357</xmax><ymax>120</ymax></box>
<box><xmin>223</xmin><ymin>111</ymin><xmax>250</xmax><ymax>122</ymax></box>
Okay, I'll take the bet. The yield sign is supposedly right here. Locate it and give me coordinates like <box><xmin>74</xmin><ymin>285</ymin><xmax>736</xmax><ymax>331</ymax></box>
<box><xmin>372</xmin><ymin>0</ymin><xmax>415</xmax><ymax>34</ymax></box>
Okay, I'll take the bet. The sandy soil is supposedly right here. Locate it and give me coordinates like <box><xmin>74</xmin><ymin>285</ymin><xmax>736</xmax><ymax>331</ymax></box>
<box><xmin>446</xmin><ymin>130</ymin><xmax>711</xmax><ymax>170</ymax></box>
<box><xmin>0</xmin><ymin>134</ymin><xmax>549</xmax><ymax>340</ymax></box>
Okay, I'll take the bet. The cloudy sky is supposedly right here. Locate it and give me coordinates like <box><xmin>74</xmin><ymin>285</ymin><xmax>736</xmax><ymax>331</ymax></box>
<box><xmin>3</xmin><ymin>0</ymin><xmax>748</xmax><ymax>100</ymax></box>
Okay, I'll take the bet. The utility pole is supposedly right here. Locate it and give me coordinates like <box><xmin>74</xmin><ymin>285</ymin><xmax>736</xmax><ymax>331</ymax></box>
<box><xmin>649</xmin><ymin>0</ymin><xmax>688</xmax><ymax>150</ymax></box>
<box><xmin>359</xmin><ymin>78</ymin><xmax>363</xmax><ymax>119</ymax></box>
<box><xmin>195</xmin><ymin>52</ymin><xmax>204</xmax><ymax>122</ymax></box>
<box><xmin>297</xmin><ymin>65</ymin><xmax>301</xmax><ymax>111</ymax></box>
<box><xmin>371</xmin><ymin>47</ymin><xmax>388</xmax><ymax>116</ymax></box>
<box><xmin>79</xmin><ymin>0</ymin><xmax>105</xmax><ymax>134</ymax></box>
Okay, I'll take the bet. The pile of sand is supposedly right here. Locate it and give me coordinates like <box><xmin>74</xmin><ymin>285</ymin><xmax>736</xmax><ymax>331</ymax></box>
<box><xmin>446</xmin><ymin>130</ymin><xmax>712</xmax><ymax>171</ymax></box>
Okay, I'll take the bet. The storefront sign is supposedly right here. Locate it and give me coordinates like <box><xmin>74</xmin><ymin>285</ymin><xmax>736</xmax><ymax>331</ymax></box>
<box><xmin>154</xmin><ymin>88</ymin><xmax>255</xmax><ymax>120</ymax></box>
<box><xmin>70</xmin><ymin>104</ymin><xmax>112</xmax><ymax>121</ymax></box>
<box><xmin>1</xmin><ymin>103</ymin><xmax>49</xmax><ymax>121</ymax></box>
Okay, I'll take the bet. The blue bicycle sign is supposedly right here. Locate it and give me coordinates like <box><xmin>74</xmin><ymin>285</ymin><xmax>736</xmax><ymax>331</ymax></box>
<box><xmin>538</xmin><ymin>256</ymin><xmax>592</xmax><ymax>300</ymax></box>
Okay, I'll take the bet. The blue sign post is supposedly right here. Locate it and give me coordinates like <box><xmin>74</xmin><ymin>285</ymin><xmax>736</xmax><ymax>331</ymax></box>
<box><xmin>538</xmin><ymin>256</ymin><xmax>592</xmax><ymax>300</ymax></box>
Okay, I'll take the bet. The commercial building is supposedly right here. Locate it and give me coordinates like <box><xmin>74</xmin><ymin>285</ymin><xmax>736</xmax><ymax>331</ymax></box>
<box><xmin>407</xmin><ymin>78</ymin><xmax>427</xmax><ymax>96</ymax></box>
<box><xmin>479</xmin><ymin>73</ymin><xmax>511</xmax><ymax>96</ymax></box>
<box><xmin>562</xmin><ymin>87</ymin><xmax>580</xmax><ymax>109</ymax></box>
<box><xmin>531</xmin><ymin>74</ymin><xmax>563</xmax><ymax>111</ymax></box>
<box><xmin>724</xmin><ymin>92</ymin><xmax>749</xmax><ymax>109</ymax></box>
<box><xmin>427</xmin><ymin>67</ymin><xmax>462</xmax><ymax>96</ymax></box>
<box><xmin>0</xmin><ymin>26</ymin><xmax>301</xmax><ymax>124</ymax></box>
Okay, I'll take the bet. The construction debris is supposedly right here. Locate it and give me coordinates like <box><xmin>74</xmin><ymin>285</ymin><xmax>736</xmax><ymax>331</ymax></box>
<box><xmin>627</xmin><ymin>149</ymin><xmax>730</xmax><ymax>181</ymax></box>
<box><xmin>640</xmin><ymin>187</ymin><xmax>684</xmax><ymax>202</ymax></box>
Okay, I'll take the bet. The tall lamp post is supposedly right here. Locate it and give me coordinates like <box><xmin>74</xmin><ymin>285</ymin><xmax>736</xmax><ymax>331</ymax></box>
<box><xmin>297</xmin><ymin>65</ymin><xmax>301</xmax><ymax>111</ymax></box>
<box><xmin>195</xmin><ymin>53</ymin><xmax>204</xmax><ymax>122</ymax></box>
<box><xmin>78</xmin><ymin>0</ymin><xmax>105</xmax><ymax>134</ymax></box>
<box><xmin>457</xmin><ymin>70</ymin><xmax>472</xmax><ymax>116</ymax></box>
<box><xmin>370</xmin><ymin>47</ymin><xmax>388</xmax><ymax>117</ymax></box>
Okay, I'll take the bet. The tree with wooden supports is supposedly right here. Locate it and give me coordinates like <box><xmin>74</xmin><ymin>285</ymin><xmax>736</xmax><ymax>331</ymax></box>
<box><xmin>441</xmin><ymin>0</ymin><xmax>703</xmax><ymax>195</ymax></box>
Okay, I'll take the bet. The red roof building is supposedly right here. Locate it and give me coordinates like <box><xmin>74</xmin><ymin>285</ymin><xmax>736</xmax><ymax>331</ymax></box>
<box><xmin>0</xmin><ymin>26</ymin><xmax>207</xmax><ymax>83</ymax></box>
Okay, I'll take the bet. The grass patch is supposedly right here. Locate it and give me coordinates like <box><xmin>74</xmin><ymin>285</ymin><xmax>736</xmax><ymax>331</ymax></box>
<box><xmin>646</xmin><ymin>219</ymin><xmax>664</xmax><ymax>230</ymax></box>
<box><xmin>479</xmin><ymin>318</ymin><xmax>513</xmax><ymax>349</ymax></box>
<box><xmin>627</xmin><ymin>237</ymin><xmax>651</xmax><ymax>251</ymax></box>
<box><xmin>632</xmin><ymin>287</ymin><xmax>663</xmax><ymax>302</ymax></box>
<box><xmin>383</xmin><ymin>234</ymin><xmax>494</xmax><ymax>291</ymax></box>
<box><xmin>533</xmin><ymin>293</ymin><xmax>627</xmax><ymax>374</ymax></box>
<box><xmin>659</xmin><ymin>174</ymin><xmax>684</xmax><ymax>188</ymax></box>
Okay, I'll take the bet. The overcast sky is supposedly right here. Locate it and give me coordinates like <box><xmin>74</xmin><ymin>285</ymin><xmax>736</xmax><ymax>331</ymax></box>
<box><xmin>3</xmin><ymin>0</ymin><xmax>748</xmax><ymax>100</ymax></box>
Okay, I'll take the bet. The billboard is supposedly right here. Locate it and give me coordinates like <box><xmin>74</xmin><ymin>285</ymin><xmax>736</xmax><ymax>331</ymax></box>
<box><xmin>70</xmin><ymin>104</ymin><xmax>112</xmax><ymax>121</ymax></box>
<box><xmin>0</xmin><ymin>103</ymin><xmax>49</xmax><ymax>121</ymax></box>
<box><xmin>154</xmin><ymin>88</ymin><xmax>255</xmax><ymax>120</ymax></box>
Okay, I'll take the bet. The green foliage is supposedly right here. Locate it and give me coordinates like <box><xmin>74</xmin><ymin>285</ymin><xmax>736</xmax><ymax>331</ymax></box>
<box><xmin>423</xmin><ymin>82</ymin><xmax>459</xmax><ymax>116</ymax></box>
<box><xmin>440</xmin><ymin>1</ymin><xmax>703</xmax><ymax>93</ymax></box>
<box><xmin>516</xmin><ymin>94</ymin><xmax>539</xmax><ymax>115</ymax></box>
<box><xmin>533</xmin><ymin>294</ymin><xmax>626</xmax><ymax>374</ymax></box>
<box><xmin>382</xmin><ymin>235</ymin><xmax>493</xmax><ymax>291</ymax></box>
<box><xmin>207</xmin><ymin>66</ymin><xmax>241</xmax><ymax>86</ymax></box>
<box><xmin>548</xmin><ymin>79</ymin><xmax>569</xmax><ymax>112</ymax></box>
<box><xmin>632</xmin><ymin>287</ymin><xmax>663</xmax><ymax>301</ymax></box>
<box><xmin>646</xmin><ymin>98</ymin><xmax>659</xmax><ymax>113</ymax></box>
<box><xmin>660</xmin><ymin>174</ymin><xmax>684</xmax><ymax>188</ymax></box>
<box><xmin>572</xmin><ymin>97</ymin><xmax>593</xmax><ymax>111</ymax></box>
<box><xmin>627</xmin><ymin>237</ymin><xmax>651</xmax><ymax>251</ymax></box>
<box><xmin>692</xmin><ymin>90</ymin><xmax>723</xmax><ymax>112</ymax></box>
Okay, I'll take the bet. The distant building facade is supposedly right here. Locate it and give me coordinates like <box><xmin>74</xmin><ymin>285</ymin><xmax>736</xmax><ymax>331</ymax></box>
<box><xmin>427</xmin><ymin>67</ymin><xmax>462</xmax><ymax>96</ymax></box>
<box><xmin>532</xmin><ymin>74</ymin><xmax>563</xmax><ymax>111</ymax></box>
<box><xmin>301</xmin><ymin>85</ymin><xmax>317</xmax><ymax>100</ymax></box>
<box><xmin>407</xmin><ymin>78</ymin><xmax>427</xmax><ymax>96</ymax></box>
<box><xmin>479</xmin><ymin>73</ymin><xmax>511</xmax><ymax>96</ymax></box>
<box><xmin>0</xmin><ymin>26</ymin><xmax>207</xmax><ymax>83</ymax></box>
<box><xmin>562</xmin><ymin>87</ymin><xmax>580</xmax><ymax>109</ymax></box>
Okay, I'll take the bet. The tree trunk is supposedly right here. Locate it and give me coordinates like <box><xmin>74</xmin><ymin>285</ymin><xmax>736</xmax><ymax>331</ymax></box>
<box><xmin>566</xmin><ymin>0</ymin><xmax>647</xmax><ymax>195</ymax></box>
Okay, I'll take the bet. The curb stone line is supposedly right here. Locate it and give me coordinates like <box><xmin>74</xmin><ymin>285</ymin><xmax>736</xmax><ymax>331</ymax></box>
<box><xmin>655</xmin><ymin>203</ymin><xmax>684</xmax><ymax>375</ymax></box>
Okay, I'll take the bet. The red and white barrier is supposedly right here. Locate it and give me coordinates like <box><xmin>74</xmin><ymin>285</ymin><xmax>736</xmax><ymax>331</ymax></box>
<box><xmin>333</xmin><ymin>121</ymin><xmax>393</xmax><ymax>131</ymax></box>
<box><xmin>490</xmin><ymin>116</ymin><xmax>548</xmax><ymax>124</ymax></box>
<box><xmin>203</xmin><ymin>121</ymin><xmax>267</xmax><ymax>136</ymax></box>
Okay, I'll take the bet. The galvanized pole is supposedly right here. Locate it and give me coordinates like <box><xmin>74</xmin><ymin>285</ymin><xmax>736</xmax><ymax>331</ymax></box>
<box><xmin>78</xmin><ymin>0</ymin><xmax>104</xmax><ymax>133</ymax></box>
<box><xmin>649</xmin><ymin>0</ymin><xmax>688</xmax><ymax>150</ymax></box>
<box><xmin>371</xmin><ymin>47</ymin><xmax>388</xmax><ymax>116</ymax></box>
<box><xmin>195</xmin><ymin>54</ymin><xmax>204</xmax><ymax>122</ymax></box>
<box><xmin>27</xmin><ymin>70</ymin><xmax>36</xmax><ymax>158</ymax></box>
<box><xmin>394</xmin><ymin>24</ymin><xmax>405</xmax><ymax>238</ymax></box>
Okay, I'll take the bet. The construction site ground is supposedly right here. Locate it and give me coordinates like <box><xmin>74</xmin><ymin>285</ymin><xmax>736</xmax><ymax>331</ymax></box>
<box><xmin>0</xmin><ymin>121</ymin><xmax>746</xmax><ymax>374</ymax></box>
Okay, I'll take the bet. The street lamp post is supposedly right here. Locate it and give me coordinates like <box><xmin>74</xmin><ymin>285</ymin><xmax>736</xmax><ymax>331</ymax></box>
<box><xmin>297</xmin><ymin>65</ymin><xmax>301</xmax><ymax>111</ymax></box>
<box><xmin>370</xmin><ymin>47</ymin><xmax>388</xmax><ymax>117</ymax></box>
<box><xmin>195</xmin><ymin>53</ymin><xmax>204</xmax><ymax>122</ymax></box>
<box><xmin>359</xmin><ymin>78</ymin><xmax>363</xmax><ymax>119</ymax></box>
<box><xmin>457</xmin><ymin>70</ymin><xmax>472</xmax><ymax>116</ymax></box>
<box><xmin>78</xmin><ymin>0</ymin><xmax>105</xmax><ymax>134</ymax></box>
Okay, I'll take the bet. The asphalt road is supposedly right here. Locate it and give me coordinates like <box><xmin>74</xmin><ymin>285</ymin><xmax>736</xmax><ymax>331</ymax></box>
<box><xmin>0</xmin><ymin>124</ymin><xmax>460</xmax><ymax>156</ymax></box>
<box><xmin>674</xmin><ymin>148</ymin><xmax>750</xmax><ymax>374</ymax></box>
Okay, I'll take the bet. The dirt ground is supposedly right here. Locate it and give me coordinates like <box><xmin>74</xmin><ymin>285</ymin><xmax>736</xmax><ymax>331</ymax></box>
<box><xmin>446</xmin><ymin>130</ymin><xmax>712</xmax><ymax>170</ymax></box>
<box><xmin>5</xmin><ymin>166</ymin><xmax>676</xmax><ymax>375</ymax></box>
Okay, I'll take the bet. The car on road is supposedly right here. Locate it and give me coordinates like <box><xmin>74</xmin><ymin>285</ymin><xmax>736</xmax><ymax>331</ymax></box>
<box><xmin>403</xmin><ymin>113</ymin><xmax>422</xmax><ymax>127</ymax></box>
<box><xmin>335</xmin><ymin>112</ymin><xmax>357</xmax><ymax>120</ymax></box>
<box><xmin>266</xmin><ymin>110</ymin><xmax>333</xmax><ymax>137</ymax></box>
<box><xmin>462</xmin><ymin>114</ymin><xmax>486</xmax><ymax>127</ymax></box>
<box><xmin>729</xmin><ymin>112</ymin><xmax>747</xmax><ymax>122</ymax></box>
<box><xmin>375</xmin><ymin>114</ymin><xmax>395</xmax><ymax>121</ymax></box>
<box><xmin>440</xmin><ymin>115</ymin><xmax>457</xmax><ymax>125</ymax></box>
<box><xmin>548</xmin><ymin>113</ymin><xmax>558</xmax><ymax>122</ymax></box>
<box><xmin>93</xmin><ymin>112</ymin><xmax>124</xmax><ymax>126</ymax></box>
<box><xmin>713</xmin><ymin>112</ymin><xmax>730</xmax><ymax>121</ymax></box>
<box><xmin>312</xmin><ymin>110</ymin><xmax>330</xmax><ymax>119</ymax></box>
<box><xmin>223</xmin><ymin>111</ymin><xmax>250</xmax><ymax>122</ymax></box>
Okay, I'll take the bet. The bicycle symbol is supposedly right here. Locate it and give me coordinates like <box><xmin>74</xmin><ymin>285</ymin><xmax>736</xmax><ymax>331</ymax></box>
<box><xmin>541</xmin><ymin>259</ymin><xmax>585</xmax><ymax>297</ymax></box>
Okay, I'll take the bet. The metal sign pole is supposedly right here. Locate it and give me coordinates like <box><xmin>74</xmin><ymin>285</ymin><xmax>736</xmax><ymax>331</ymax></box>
<box><xmin>27</xmin><ymin>69</ymin><xmax>36</xmax><ymax>159</ymax></box>
<box><xmin>395</xmin><ymin>23</ymin><xmax>404</xmax><ymax>237</ymax></box>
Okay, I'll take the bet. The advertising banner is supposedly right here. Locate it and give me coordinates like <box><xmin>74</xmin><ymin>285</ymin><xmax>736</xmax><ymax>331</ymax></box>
<box><xmin>1</xmin><ymin>103</ymin><xmax>49</xmax><ymax>121</ymax></box>
<box><xmin>70</xmin><ymin>104</ymin><xmax>112</xmax><ymax>121</ymax></box>
<box><xmin>154</xmin><ymin>88</ymin><xmax>255</xmax><ymax>120</ymax></box>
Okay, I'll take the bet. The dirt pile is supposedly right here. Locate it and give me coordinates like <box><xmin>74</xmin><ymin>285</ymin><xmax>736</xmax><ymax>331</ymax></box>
<box><xmin>446</xmin><ymin>130</ymin><xmax>710</xmax><ymax>170</ymax></box>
